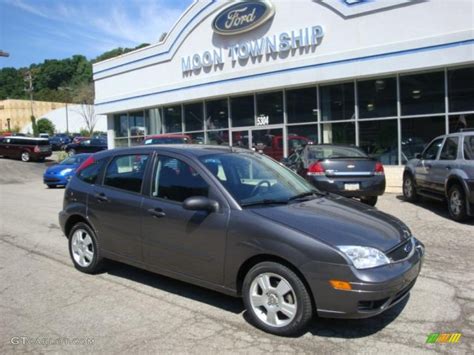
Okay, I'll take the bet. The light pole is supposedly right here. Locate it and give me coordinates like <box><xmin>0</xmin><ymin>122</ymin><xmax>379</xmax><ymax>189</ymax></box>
<box><xmin>58</xmin><ymin>86</ymin><xmax>72</xmax><ymax>134</ymax></box>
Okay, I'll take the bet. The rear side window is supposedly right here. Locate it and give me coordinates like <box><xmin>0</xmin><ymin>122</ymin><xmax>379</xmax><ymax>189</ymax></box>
<box><xmin>439</xmin><ymin>137</ymin><xmax>459</xmax><ymax>160</ymax></box>
<box><xmin>78</xmin><ymin>159</ymin><xmax>105</xmax><ymax>184</ymax></box>
<box><xmin>104</xmin><ymin>154</ymin><xmax>149</xmax><ymax>193</ymax></box>
<box><xmin>464</xmin><ymin>136</ymin><xmax>474</xmax><ymax>160</ymax></box>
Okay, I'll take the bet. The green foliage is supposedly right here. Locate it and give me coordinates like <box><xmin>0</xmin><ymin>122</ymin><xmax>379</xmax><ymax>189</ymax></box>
<box><xmin>79</xmin><ymin>128</ymin><xmax>90</xmax><ymax>137</ymax></box>
<box><xmin>37</xmin><ymin>118</ymin><xmax>56</xmax><ymax>135</ymax></box>
<box><xmin>0</xmin><ymin>44</ymin><xmax>148</xmax><ymax>102</ymax></box>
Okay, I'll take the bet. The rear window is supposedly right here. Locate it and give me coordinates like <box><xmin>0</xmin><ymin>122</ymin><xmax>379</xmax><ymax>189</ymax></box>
<box><xmin>464</xmin><ymin>135</ymin><xmax>474</xmax><ymax>160</ymax></box>
<box><xmin>306</xmin><ymin>146</ymin><xmax>367</xmax><ymax>161</ymax></box>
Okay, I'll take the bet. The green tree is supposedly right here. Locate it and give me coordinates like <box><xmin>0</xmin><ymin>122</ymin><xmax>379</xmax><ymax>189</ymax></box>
<box><xmin>37</xmin><ymin>118</ymin><xmax>55</xmax><ymax>135</ymax></box>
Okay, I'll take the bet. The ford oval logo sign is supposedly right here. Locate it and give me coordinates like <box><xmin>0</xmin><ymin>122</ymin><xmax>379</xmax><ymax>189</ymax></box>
<box><xmin>213</xmin><ymin>1</ymin><xmax>275</xmax><ymax>36</ymax></box>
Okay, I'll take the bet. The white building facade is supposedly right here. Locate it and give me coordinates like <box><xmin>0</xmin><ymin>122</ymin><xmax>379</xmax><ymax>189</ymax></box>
<box><xmin>93</xmin><ymin>0</ymin><xmax>474</xmax><ymax>165</ymax></box>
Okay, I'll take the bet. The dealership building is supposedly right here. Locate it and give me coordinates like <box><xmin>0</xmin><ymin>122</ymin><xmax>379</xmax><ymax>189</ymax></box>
<box><xmin>93</xmin><ymin>0</ymin><xmax>474</xmax><ymax>166</ymax></box>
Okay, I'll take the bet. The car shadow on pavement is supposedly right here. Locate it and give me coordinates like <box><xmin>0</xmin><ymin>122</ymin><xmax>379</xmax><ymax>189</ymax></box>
<box><xmin>104</xmin><ymin>260</ymin><xmax>245</xmax><ymax>314</ymax></box>
<box><xmin>307</xmin><ymin>296</ymin><xmax>409</xmax><ymax>338</ymax></box>
<box><xmin>395</xmin><ymin>195</ymin><xmax>474</xmax><ymax>225</ymax></box>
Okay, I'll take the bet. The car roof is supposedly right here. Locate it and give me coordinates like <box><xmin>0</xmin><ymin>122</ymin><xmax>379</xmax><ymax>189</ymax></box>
<box><xmin>94</xmin><ymin>144</ymin><xmax>252</xmax><ymax>160</ymax></box>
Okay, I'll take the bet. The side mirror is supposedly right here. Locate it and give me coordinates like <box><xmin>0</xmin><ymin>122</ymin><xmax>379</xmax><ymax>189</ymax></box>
<box><xmin>415</xmin><ymin>153</ymin><xmax>422</xmax><ymax>159</ymax></box>
<box><xmin>183</xmin><ymin>196</ymin><xmax>219</xmax><ymax>213</ymax></box>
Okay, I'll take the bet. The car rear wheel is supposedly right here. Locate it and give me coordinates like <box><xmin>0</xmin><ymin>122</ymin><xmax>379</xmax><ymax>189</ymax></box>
<box><xmin>68</xmin><ymin>222</ymin><xmax>104</xmax><ymax>274</ymax></box>
<box><xmin>242</xmin><ymin>262</ymin><xmax>313</xmax><ymax>336</ymax></box>
<box><xmin>403</xmin><ymin>174</ymin><xmax>419</xmax><ymax>202</ymax></box>
<box><xmin>21</xmin><ymin>151</ymin><xmax>30</xmax><ymax>162</ymax></box>
<box><xmin>448</xmin><ymin>185</ymin><xmax>467</xmax><ymax>222</ymax></box>
<box><xmin>360</xmin><ymin>196</ymin><xmax>378</xmax><ymax>206</ymax></box>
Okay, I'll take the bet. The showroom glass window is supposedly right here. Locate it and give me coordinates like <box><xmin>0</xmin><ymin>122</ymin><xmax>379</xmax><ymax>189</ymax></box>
<box><xmin>449</xmin><ymin>114</ymin><xmax>474</xmax><ymax>133</ymax></box>
<box><xmin>164</xmin><ymin>105</ymin><xmax>182</xmax><ymax>133</ymax></box>
<box><xmin>287</xmin><ymin>125</ymin><xmax>318</xmax><ymax>154</ymax></box>
<box><xmin>114</xmin><ymin>113</ymin><xmax>128</xmax><ymax>138</ymax></box>
<box><xmin>207</xmin><ymin>131</ymin><xmax>229</xmax><ymax>146</ymax></box>
<box><xmin>206</xmin><ymin>98</ymin><xmax>228</xmax><ymax>130</ymax></box>
<box><xmin>322</xmin><ymin>122</ymin><xmax>355</xmax><ymax>145</ymax></box>
<box><xmin>129</xmin><ymin>110</ymin><xmax>145</xmax><ymax>146</ymax></box>
<box><xmin>401</xmin><ymin>117</ymin><xmax>446</xmax><ymax>160</ymax></box>
<box><xmin>320</xmin><ymin>82</ymin><xmax>355</xmax><ymax>121</ymax></box>
<box><xmin>184</xmin><ymin>102</ymin><xmax>204</xmax><ymax>132</ymax></box>
<box><xmin>231</xmin><ymin>95</ymin><xmax>254</xmax><ymax>127</ymax></box>
<box><xmin>448</xmin><ymin>67</ymin><xmax>474</xmax><ymax>113</ymax></box>
<box><xmin>400</xmin><ymin>71</ymin><xmax>445</xmax><ymax>115</ymax></box>
<box><xmin>358</xmin><ymin>77</ymin><xmax>397</xmax><ymax>118</ymax></box>
<box><xmin>286</xmin><ymin>87</ymin><xmax>318</xmax><ymax>123</ymax></box>
<box><xmin>256</xmin><ymin>91</ymin><xmax>284</xmax><ymax>125</ymax></box>
<box><xmin>359</xmin><ymin>120</ymin><xmax>399</xmax><ymax>165</ymax></box>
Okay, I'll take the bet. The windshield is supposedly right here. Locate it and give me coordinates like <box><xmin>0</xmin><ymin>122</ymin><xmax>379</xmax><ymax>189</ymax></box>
<box><xmin>60</xmin><ymin>155</ymin><xmax>90</xmax><ymax>165</ymax></box>
<box><xmin>306</xmin><ymin>145</ymin><xmax>367</xmax><ymax>160</ymax></box>
<box><xmin>199</xmin><ymin>152</ymin><xmax>318</xmax><ymax>206</ymax></box>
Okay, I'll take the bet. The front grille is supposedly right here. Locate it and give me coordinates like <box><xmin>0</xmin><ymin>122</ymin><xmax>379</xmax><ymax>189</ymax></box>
<box><xmin>387</xmin><ymin>238</ymin><xmax>413</xmax><ymax>262</ymax></box>
<box><xmin>44</xmin><ymin>178</ymin><xmax>60</xmax><ymax>183</ymax></box>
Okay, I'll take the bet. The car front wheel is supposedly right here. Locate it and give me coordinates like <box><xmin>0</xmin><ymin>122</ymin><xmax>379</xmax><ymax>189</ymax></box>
<box><xmin>448</xmin><ymin>185</ymin><xmax>467</xmax><ymax>222</ymax></box>
<box><xmin>68</xmin><ymin>222</ymin><xmax>104</xmax><ymax>273</ymax></box>
<box><xmin>242</xmin><ymin>262</ymin><xmax>313</xmax><ymax>336</ymax></box>
<box><xmin>360</xmin><ymin>196</ymin><xmax>378</xmax><ymax>206</ymax></box>
<box><xmin>403</xmin><ymin>174</ymin><xmax>419</xmax><ymax>202</ymax></box>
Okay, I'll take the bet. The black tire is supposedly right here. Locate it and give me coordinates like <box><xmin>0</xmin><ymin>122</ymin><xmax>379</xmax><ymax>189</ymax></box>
<box><xmin>360</xmin><ymin>196</ymin><xmax>378</xmax><ymax>206</ymax></box>
<box><xmin>48</xmin><ymin>185</ymin><xmax>57</xmax><ymax>188</ymax></box>
<box><xmin>242</xmin><ymin>261</ymin><xmax>313</xmax><ymax>336</ymax></box>
<box><xmin>447</xmin><ymin>185</ymin><xmax>467</xmax><ymax>222</ymax></box>
<box><xmin>20</xmin><ymin>151</ymin><xmax>30</xmax><ymax>162</ymax></box>
<box><xmin>403</xmin><ymin>174</ymin><xmax>419</xmax><ymax>202</ymax></box>
<box><xmin>68</xmin><ymin>222</ymin><xmax>104</xmax><ymax>274</ymax></box>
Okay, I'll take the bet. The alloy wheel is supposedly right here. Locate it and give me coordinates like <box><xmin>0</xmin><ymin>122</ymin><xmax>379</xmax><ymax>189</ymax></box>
<box><xmin>450</xmin><ymin>190</ymin><xmax>462</xmax><ymax>217</ymax></box>
<box><xmin>21</xmin><ymin>152</ymin><xmax>30</xmax><ymax>162</ymax></box>
<box><xmin>249</xmin><ymin>272</ymin><xmax>297</xmax><ymax>328</ymax></box>
<box><xmin>403</xmin><ymin>177</ymin><xmax>413</xmax><ymax>198</ymax></box>
<box><xmin>71</xmin><ymin>229</ymin><xmax>95</xmax><ymax>267</ymax></box>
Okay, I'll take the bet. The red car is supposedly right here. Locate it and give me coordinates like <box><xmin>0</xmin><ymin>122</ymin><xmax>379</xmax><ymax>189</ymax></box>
<box><xmin>0</xmin><ymin>136</ymin><xmax>52</xmax><ymax>162</ymax></box>
<box><xmin>143</xmin><ymin>134</ymin><xmax>193</xmax><ymax>145</ymax></box>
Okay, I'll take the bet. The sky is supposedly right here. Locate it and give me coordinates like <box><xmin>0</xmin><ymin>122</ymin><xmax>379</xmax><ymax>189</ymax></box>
<box><xmin>0</xmin><ymin>0</ymin><xmax>193</xmax><ymax>68</ymax></box>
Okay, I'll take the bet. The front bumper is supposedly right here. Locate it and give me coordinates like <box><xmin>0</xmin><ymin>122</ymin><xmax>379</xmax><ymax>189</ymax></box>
<box><xmin>300</xmin><ymin>239</ymin><xmax>424</xmax><ymax>319</ymax></box>
<box><xmin>307</xmin><ymin>175</ymin><xmax>385</xmax><ymax>198</ymax></box>
<box><xmin>43</xmin><ymin>174</ymin><xmax>69</xmax><ymax>185</ymax></box>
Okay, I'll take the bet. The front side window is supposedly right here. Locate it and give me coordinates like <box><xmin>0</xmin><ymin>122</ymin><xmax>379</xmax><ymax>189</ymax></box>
<box><xmin>104</xmin><ymin>154</ymin><xmax>149</xmax><ymax>193</ymax></box>
<box><xmin>439</xmin><ymin>137</ymin><xmax>459</xmax><ymax>160</ymax></box>
<box><xmin>421</xmin><ymin>138</ymin><xmax>444</xmax><ymax>160</ymax></box>
<box><xmin>199</xmin><ymin>153</ymin><xmax>314</xmax><ymax>206</ymax></box>
<box><xmin>463</xmin><ymin>135</ymin><xmax>474</xmax><ymax>160</ymax></box>
<box><xmin>152</xmin><ymin>156</ymin><xmax>209</xmax><ymax>202</ymax></box>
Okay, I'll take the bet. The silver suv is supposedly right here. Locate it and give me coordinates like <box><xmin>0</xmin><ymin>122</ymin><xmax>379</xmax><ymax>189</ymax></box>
<box><xmin>403</xmin><ymin>130</ymin><xmax>474</xmax><ymax>221</ymax></box>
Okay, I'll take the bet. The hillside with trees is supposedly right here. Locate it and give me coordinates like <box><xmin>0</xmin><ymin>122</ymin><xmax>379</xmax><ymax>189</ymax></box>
<box><xmin>0</xmin><ymin>43</ymin><xmax>149</xmax><ymax>104</ymax></box>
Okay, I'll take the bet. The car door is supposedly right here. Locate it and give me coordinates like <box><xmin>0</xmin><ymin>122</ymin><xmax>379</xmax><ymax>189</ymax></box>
<box><xmin>415</xmin><ymin>137</ymin><xmax>444</xmax><ymax>190</ymax></box>
<box><xmin>431</xmin><ymin>136</ymin><xmax>460</xmax><ymax>193</ymax></box>
<box><xmin>140</xmin><ymin>153</ymin><xmax>230</xmax><ymax>285</ymax></box>
<box><xmin>87</xmin><ymin>152</ymin><xmax>151</xmax><ymax>263</ymax></box>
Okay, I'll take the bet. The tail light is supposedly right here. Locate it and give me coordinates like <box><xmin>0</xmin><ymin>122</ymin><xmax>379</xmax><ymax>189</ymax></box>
<box><xmin>307</xmin><ymin>161</ymin><xmax>325</xmax><ymax>176</ymax></box>
<box><xmin>34</xmin><ymin>145</ymin><xmax>40</xmax><ymax>153</ymax></box>
<box><xmin>375</xmin><ymin>162</ymin><xmax>384</xmax><ymax>175</ymax></box>
<box><xmin>76</xmin><ymin>156</ymin><xmax>95</xmax><ymax>174</ymax></box>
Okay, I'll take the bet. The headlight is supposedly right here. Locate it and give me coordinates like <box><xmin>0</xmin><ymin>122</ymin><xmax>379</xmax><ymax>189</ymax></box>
<box><xmin>337</xmin><ymin>245</ymin><xmax>390</xmax><ymax>269</ymax></box>
<box><xmin>60</xmin><ymin>168</ymin><xmax>73</xmax><ymax>175</ymax></box>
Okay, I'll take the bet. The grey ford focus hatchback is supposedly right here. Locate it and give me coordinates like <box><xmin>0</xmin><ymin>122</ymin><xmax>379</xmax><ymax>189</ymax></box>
<box><xmin>59</xmin><ymin>145</ymin><xmax>424</xmax><ymax>336</ymax></box>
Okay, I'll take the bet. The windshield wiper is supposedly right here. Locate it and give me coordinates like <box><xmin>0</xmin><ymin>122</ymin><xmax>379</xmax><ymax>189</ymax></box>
<box><xmin>240</xmin><ymin>199</ymin><xmax>289</xmax><ymax>207</ymax></box>
<box><xmin>288</xmin><ymin>190</ymin><xmax>327</xmax><ymax>202</ymax></box>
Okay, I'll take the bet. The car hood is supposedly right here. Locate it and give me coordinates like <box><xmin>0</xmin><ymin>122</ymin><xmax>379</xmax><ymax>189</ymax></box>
<box><xmin>45</xmin><ymin>164</ymin><xmax>77</xmax><ymax>174</ymax></box>
<box><xmin>250</xmin><ymin>195</ymin><xmax>411</xmax><ymax>252</ymax></box>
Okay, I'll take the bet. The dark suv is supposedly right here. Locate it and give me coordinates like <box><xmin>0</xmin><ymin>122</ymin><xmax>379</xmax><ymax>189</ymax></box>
<box><xmin>0</xmin><ymin>136</ymin><xmax>52</xmax><ymax>162</ymax></box>
<box><xmin>60</xmin><ymin>145</ymin><xmax>423</xmax><ymax>336</ymax></box>
<box><xmin>403</xmin><ymin>130</ymin><xmax>474</xmax><ymax>221</ymax></box>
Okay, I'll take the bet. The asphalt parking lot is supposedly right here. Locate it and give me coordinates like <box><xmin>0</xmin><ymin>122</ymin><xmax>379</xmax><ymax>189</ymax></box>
<box><xmin>0</xmin><ymin>157</ymin><xmax>473</xmax><ymax>354</ymax></box>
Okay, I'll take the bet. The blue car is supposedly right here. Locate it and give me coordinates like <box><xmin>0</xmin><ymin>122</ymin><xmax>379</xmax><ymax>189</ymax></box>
<box><xmin>43</xmin><ymin>154</ymin><xmax>91</xmax><ymax>188</ymax></box>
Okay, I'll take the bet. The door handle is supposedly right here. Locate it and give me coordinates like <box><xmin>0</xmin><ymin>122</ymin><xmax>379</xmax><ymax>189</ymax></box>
<box><xmin>148</xmin><ymin>208</ymin><xmax>166</xmax><ymax>218</ymax></box>
<box><xmin>95</xmin><ymin>193</ymin><xmax>109</xmax><ymax>202</ymax></box>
